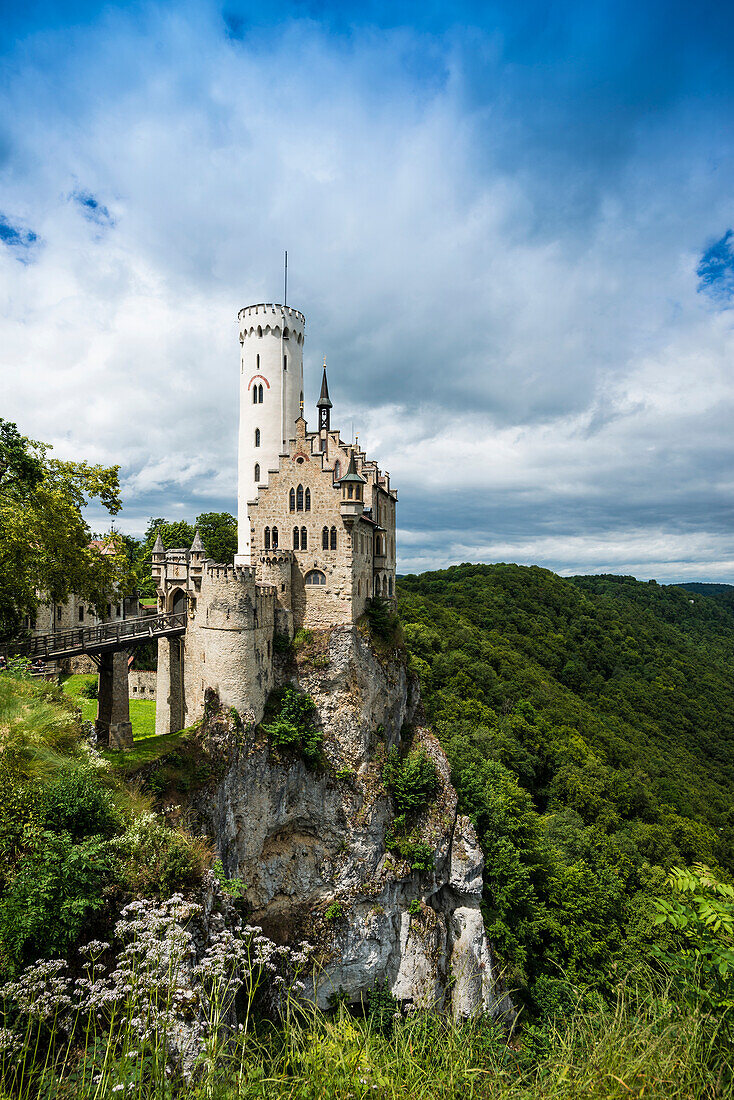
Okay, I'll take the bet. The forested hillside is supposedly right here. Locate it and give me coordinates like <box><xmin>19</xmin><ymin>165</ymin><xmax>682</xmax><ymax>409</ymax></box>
<box><xmin>398</xmin><ymin>564</ymin><xmax>734</xmax><ymax>1003</ymax></box>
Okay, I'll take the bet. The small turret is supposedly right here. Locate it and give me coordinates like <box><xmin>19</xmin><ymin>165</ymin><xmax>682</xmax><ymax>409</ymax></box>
<box><xmin>339</xmin><ymin>449</ymin><xmax>366</xmax><ymax>525</ymax></box>
<box><xmin>317</xmin><ymin>360</ymin><xmax>332</xmax><ymax>432</ymax></box>
<box><xmin>190</xmin><ymin>529</ymin><xmax>205</xmax><ymax>557</ymax></box>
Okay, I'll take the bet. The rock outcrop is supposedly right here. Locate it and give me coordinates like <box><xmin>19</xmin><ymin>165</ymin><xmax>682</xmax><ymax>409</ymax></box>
<box><xmin>192</xmin><ymin>625</ymin><xmax>512</xmax><ymax>1018</ymax></box>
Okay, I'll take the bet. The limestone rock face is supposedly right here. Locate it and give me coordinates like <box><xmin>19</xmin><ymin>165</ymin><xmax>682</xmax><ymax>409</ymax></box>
<box><xmin>193</xmin><ymin>625</ymin><xmax>510</xmax><ymax>1017</ymax></box>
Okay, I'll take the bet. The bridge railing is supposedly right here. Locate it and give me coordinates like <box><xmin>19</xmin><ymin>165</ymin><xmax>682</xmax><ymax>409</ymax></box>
<box><xmin>6</xmin><ymin>612</ymin><xmax>187</xmax><ymax>660</ymax></box>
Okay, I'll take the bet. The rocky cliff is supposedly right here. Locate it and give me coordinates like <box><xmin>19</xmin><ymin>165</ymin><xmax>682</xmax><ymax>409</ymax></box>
<box><xmin>192</xmin><ymin>624</ymin><xmax>513</xmax><ymax>1018</ymax></box>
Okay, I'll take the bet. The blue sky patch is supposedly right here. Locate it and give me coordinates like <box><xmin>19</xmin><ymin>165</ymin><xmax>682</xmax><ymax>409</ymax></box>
<box><xmin>697</xmin><ymin>230</ymin><xmax>734</xmax><ymax>301</ymax></box>
<box><xmin>72</xmin><ymin>190</ymin><xmax>114</xmax><ymax>226</ymax></box>
<box><xmin>0</xmin><ymin>214</ymin><xmax>38</xmax><ymax>260</ymax></box>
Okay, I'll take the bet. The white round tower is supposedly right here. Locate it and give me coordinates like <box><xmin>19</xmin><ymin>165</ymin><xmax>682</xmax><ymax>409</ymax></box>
<box><xmin>235</xmin><ymin>303</ymin><xmax>305</xmax><ymax>564</ymax></box>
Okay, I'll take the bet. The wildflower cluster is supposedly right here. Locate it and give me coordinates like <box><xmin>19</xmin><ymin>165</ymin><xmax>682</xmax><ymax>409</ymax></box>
<box><xmin>0</xmin><ymin>888</ymin><xmax>316</xmax><ymax>1088</ymax></box>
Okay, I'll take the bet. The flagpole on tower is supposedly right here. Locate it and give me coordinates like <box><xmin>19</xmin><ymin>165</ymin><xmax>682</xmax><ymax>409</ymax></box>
<box><xmin>284</xmin><ymin>250</ymin><xmax>288</xmax><ymax>307</ymax></box>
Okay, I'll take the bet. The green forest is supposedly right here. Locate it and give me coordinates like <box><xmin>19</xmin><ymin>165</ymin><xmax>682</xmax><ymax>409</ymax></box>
<box><xmin>398</xmin><ymin>565</ymin><xmax>734</xmax><ymax>1002</ymax></box>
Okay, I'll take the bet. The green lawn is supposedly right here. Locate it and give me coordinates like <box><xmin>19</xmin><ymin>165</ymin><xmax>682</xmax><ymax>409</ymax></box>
<box><xmin>62</xmin><ymin>673</ymin><xmax>157</xmax><ymax>739</ymax></box>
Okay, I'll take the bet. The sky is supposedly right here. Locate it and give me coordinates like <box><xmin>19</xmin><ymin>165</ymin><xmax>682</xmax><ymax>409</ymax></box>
<box><xmin>1</xmin><ymin>0</ymin><xmax>734</xmax><ymax>581</ymax></box>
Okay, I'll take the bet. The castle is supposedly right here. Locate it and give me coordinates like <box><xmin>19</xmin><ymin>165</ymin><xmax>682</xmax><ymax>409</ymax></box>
<box><xmin>152</xmin><ymin>303</ymin><xmax>398</xmax><ymax>735</ymax></box>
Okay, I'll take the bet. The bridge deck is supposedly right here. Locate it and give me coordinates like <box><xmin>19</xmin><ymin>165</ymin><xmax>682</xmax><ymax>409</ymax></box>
<box><xmin>5</xmin><ymin>612</ymin><xmax>187</xmax><ymax>662</ymax></box>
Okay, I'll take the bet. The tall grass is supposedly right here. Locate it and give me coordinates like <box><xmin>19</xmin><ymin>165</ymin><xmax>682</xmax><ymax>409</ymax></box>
<box><xmin>1</xmin><ymin>972</ymin><xmax>730</xmax><ymax>1100</ymax></box>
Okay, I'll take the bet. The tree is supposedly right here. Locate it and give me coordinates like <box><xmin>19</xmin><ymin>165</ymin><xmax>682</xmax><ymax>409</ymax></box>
<box><xmin>194</xmin><ymin>511</ymin><xmax>237</xmax><ymax>564</ymax></box>
<box><xmin>0</xmin><ymin>421</ymin><xmax>130</xmax><ymax>639</ymax></box>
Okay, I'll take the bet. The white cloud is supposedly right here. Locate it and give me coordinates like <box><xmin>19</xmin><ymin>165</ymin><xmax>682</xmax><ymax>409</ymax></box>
<box><xmin>1</xmin><ymin>3</ymin><xmax>734</xmax><ymax>578</ymax></box>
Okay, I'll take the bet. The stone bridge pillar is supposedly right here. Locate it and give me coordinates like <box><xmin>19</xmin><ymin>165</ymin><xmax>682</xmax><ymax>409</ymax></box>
<box><xmin>155</xmin><ymin>636</ymin><xmax>185</xmax><ymax>736</ymax></box>
<box><xmin>96</xmin><ymin>650</ymin><xmax>133</xmax><ymax>750</ymax></box>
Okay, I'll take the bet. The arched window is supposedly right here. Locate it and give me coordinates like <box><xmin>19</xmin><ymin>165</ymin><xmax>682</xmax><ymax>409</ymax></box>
<box><xmin>389</xmin><ymin>576</ymin><xmax>393</xmax><ymax>596</ymax></box>
<box><xmin>293</xmin><ymin>526</ymin><xmax>300</xmax><ymax>550</ymax></box>
<box><xmin>305</xmin><ymin>488</ymin><xmax>311</xmax><ymax>511</ymax></box>
<box><xmin>330</xmin><ymin>526</ymin><xmax>337</xmax><ymax>550</ymax></box>
<box><xmin>296</xmin><ymin>484</ymin><xmax>304</xmax><ymax>511</ymax></box>
<box><xmin>348</xmin><ymin>484</ymin><xmax>353</xmax><ymax>499</ymax></box>
<box><xmin>255</xmin><ymin>428</ymin><xmax>260</xmax><ymax>447</ymax></box>
<box><xmin>322</xmin><ymin>526</ymin><xmax>329</xmax><ymax>550</ymax></box>
<box><xmin>283</xmin><ymin>327</ymin><xmax>289</xmax><ymax>339</ymax></box>
<box><xmin>257</xmin><ymin>326</ymin><xmax>262</xmax><ymax>338</ymax></box>
<box><xmin>264</xmin><ymin>526</ymin><xmax>270</xmax><ymax>550</ymax></box>
<box><xmin>382</xmin><ymin>575</ymin><xmax>388</xmax><ymax>597</ymax></box>
<box><xmin>305</xmin><ymin>570</ymin><xmax>326</xmax><ymax>586</ymax></box>
<box><xmin>258</xmin><ymin>384</ymin><xmax>264</xmax><ymax>403</ymax></box>
<box><xmin>333</xmin><ymin>460</ymin><xmax>341</xmax><ymax>482</ymax></box>
<box><xmin>289</xmin><ymin>488</ymin><xmax>296</xmax><ymax>512</ymax></box>
<box><xmin>254</xmin><ymin>463</ymin><xmax>260</xmax><ymax>482</ymax></box>
<box><xmin>252</xmin><ymin>386</ymin><xmax>257</xmax><ymax>404</ymax></box>
<box><xmin>301</xmin><ymin>526</ymin><xmax>308</xmax><ymax>549</ymax></box>
<box><xmin>272</xmin><ymin>526</ymin><xmax>278</xmax><ymax>549</ymax></box>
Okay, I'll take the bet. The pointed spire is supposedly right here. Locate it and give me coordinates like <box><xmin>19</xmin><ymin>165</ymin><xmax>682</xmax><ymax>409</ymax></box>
<box><xmin>152</xmin><ymin>531</ymin><xmax>165</xmax><ymax>557</ymax></box>
<box><xmin>190</xmin><ymin>529</ymin><xmax>204</xmax><ymax>554</ymax></box>
<box><xmin>340</xmin><ymin>448</ymin><xmax>366</xmax><ymax>483</ymax></box>
<box><xmin>317</xmin><ymin>360</ymin><xmax>332</xmax><ymax>409</ymax></box>
<box><xmin>318</xmin><ymin>358</ymin><xmax>332</xmax><ymax>433</ymax></box>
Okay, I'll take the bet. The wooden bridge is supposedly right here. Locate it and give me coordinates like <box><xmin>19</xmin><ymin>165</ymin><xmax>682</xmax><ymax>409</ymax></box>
<box><xmin>3</xmin><ymin>612</ymin><xmax>187</xmax><ymax>752</ymax></box>
<box><xmin>8</xmin><ymin>611</ymin><xmax>187</xmax><ymax>662</ymax></box>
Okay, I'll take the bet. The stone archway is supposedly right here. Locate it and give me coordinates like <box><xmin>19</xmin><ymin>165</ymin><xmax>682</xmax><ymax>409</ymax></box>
<box><xmin>171</xmin><ymin>588</ymin><xmax>187</xmax><ymax>615</ymax></box>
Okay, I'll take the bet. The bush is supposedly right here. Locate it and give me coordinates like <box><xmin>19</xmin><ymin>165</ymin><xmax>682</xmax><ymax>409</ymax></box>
<box><xmin>0</xmin><ymin>829</ymin><xmax>117</xmax><ymax>974</ymax></box>
<box><xmin>36</xmin><ymin>766</ymin><xmax>121</xmax><ymax>840</ymax></box>
<box><xmin>385</xmin><ymin>815</ymin><xmax>435</xmax><ymax>872</ymax></box>
<box><xmin>382</xmin><ymin>747</ymin><xmax>439</xmax><ymax>816</ymax></box>
<box><xmin>364</xmin><ymin>597</ymin><xmax>400</xmax><ymax>642</ymax></box>
<box><xmin>114</xmin><ymin>813</ymin><xmax>210</xmax><ymax>897</ymax></box>
<box><xmin>263</xmin><ymin>687</ymin><xmax>323</xmax><ymax>766</ymax></box>
<box><xmin>324</xmin><ymin>901</ymin><xmax>343</xmax><ymax>921</ymax></box>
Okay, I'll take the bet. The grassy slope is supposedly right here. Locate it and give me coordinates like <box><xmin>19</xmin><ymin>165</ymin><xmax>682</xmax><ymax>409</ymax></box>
<box><xmin>62</xmin><ymin>673</ymin><xmax>157</xmax><ymax>738</ymax></box>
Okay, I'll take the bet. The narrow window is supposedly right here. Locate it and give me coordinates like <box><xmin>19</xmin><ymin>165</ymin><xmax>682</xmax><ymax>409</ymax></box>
<box><xmin>301</xmin><ymin>526</ymin><xmax>308</xmax><ymax>550</ymax></box>
<box><xmin>305</xmin><ymin>488</ymin><xmax>311</xmax><ymax>511</ymax></box>
<box><xmin>257</xmin><ymin>326</ymin><xmax>262</xmax><ymax>338</ymax></box>
<box><xmin>334</xmin><ymin>460</ymin><xmax>341</xmax><ymax>482</ymax></box>
<box><xmin>289</xmin><ymin>488</ymin><xmax>296</xmax><ymax>512</ymax></box>
<box><xmin>272</xmin><ymin>526</ymin><xmax>278</xmax><ymax>548</ymax></box>
<box><xmin>264</xmin><ymin>526</ymin><xmax>270</xmax><ymax>550</ymax></box>
<box><xmin>259</xmin><ymin>384</ymin><xmax>263</xmax><ymax>403</ymax></box>
<box><xmin>79</xmin><ymin>607</ymin><xmax>84</xmax><ymax>622</ymax></box>
<box><xmin>389</xmin><ymin>577</ymin><xmax>393</xmax><ymax>597</ymax></box>
<box><xmin>257</xmin><ymin>352</ymin><xmax>260</xmax><ymax>368</ymax></box>
<box><xmin>330</xmin><ymin>526</ymin><xmax>337</xmax><ymax>550</ymax></box>
<box><xmin>297</xmin><ymin>484</ymin><xmax>304</xmax><ymax>511</ymax></box>
<box><xmin>293</xmin><ymin>526</ymin><xmax>300</xmax><ymax>550</ymax></box>
<box><xmin>348</xmin><ymin>484</ymin><xmax>353</xmax><ymax>499</ymax></box>
<box><xmin>284</xmin><ymin>354</ymin><xmax>288</xmax><ymax>371</ymax></box>
<box><xmin>252</xmin><ymin>387</ymin><xmax>257</xmax><ymax>404</ymax></box>
<box><xmin>255</xmin><ymin>428</ymin><xmax>261</xmax><ymax>447</ymax></box>
<box><xmin>358</xmin><ymin>580</ymin><xmax>361</xmax><ymax>595</ymax></box>
<box><xmin>254</xmin><ymin>463</ymin><xmax>260</xmax><ymax>482</ymax></box>
<box><xmin>322</xmin><ymin>526</ymin><xmax>329</xmax><ymax>550</ymax></box>
<box><xmin>320</xmin><ymin>437</ymin><xmax>326</xmax><ymax>452</ymax></box>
